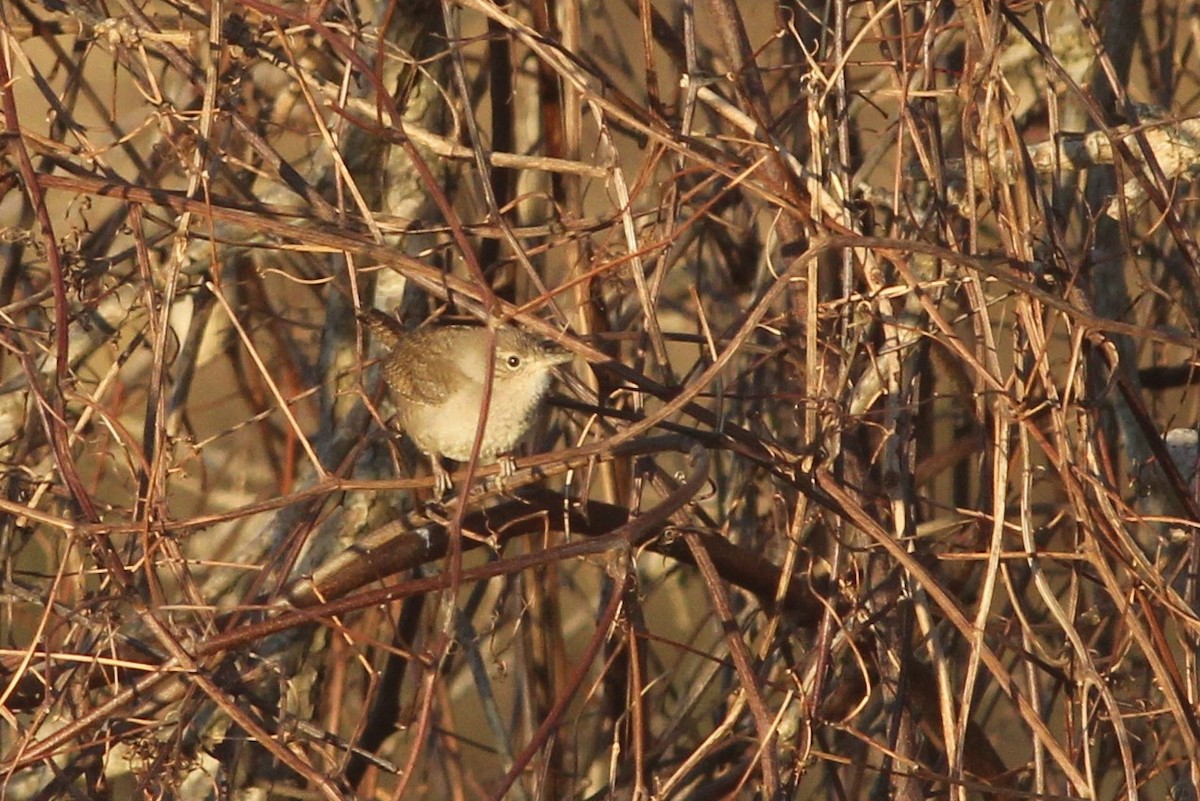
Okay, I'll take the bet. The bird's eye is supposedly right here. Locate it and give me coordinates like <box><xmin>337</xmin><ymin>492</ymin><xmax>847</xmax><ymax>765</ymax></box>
<box><xmin>506</xmin><ymin>355</ymin><xmax>522</xmax><ymax>369</ymax></box>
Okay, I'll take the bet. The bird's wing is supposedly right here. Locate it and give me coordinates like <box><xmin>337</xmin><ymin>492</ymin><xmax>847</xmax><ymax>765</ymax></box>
<box><xmin>382</xmin><ymin>328</ymin><xmax>471</xmax><ymax>406</ymax></box>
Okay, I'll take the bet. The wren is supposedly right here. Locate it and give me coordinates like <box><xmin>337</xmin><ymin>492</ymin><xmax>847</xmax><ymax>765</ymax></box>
<box><xmin>367</xmin><ymin>318</ymin><xmax>572</xmax><ymax>493</ymax></box>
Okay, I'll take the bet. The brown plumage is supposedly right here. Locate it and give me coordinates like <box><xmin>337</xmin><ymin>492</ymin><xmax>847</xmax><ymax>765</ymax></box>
<box><xmin>365</xmin><ymin>316</ymin><xmax>572</xmax><ymax>490</ymax></box>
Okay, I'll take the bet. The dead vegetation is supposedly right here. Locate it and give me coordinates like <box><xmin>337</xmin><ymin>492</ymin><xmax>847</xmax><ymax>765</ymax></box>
<box><xmin>1</xmin><ymin>1</ymin><xmax>1200</xmax><ymax>799</ymax></box>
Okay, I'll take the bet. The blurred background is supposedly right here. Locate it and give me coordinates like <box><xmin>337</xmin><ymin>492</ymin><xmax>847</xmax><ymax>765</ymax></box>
<box><xmin>1</xmin><ymin>1</ymin><xmax>1199</xmax><ymax>799</ymax></box>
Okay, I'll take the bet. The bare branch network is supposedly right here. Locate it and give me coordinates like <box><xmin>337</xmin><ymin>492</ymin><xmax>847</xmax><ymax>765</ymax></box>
<box><xmin>1</xmin><ymin>1</ymin><xmax>1199</xmax><ymax>800</ymax></box>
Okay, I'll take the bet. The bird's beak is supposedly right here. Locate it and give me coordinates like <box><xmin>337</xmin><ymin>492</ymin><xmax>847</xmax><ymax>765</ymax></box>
<box><xmin>544</xmin><ymin>342</ymin><xmax>574</xmax><ymax>366</ymax></box>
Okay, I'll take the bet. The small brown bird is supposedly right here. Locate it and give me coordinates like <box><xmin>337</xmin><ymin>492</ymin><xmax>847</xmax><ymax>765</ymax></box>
<box><xmin>366</xmin><ymin>317</ymin><xmax>572</xmax><ymax>493</ymax></box>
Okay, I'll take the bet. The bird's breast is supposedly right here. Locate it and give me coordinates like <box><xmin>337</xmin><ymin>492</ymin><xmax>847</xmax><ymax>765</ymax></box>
<box><xmin>400</xmin><ymin>376</ymin><xmax>548</xmax><ymax>462</ymax></box>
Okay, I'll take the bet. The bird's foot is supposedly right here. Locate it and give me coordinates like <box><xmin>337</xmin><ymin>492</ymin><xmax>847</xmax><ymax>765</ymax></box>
<box><xmin>431</xmin><ymin>459</ymin><xmax>453</xmax><ymax>501</ymax></box>
<box><xmin>493</xmin><ymin>455</ymin><xmax>518</xmax><ymax>492</ymax></box>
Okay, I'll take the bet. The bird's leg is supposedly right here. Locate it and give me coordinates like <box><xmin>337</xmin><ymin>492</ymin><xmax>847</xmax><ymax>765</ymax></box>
<box><xmin>494</xmin><ymin>454</ymin><xmax>518</xmax><ymax>492</ymax></box>
<box><xmin>430</xmin><ymin>456</ymin><xmax>453</xmax><ymax>501</ymax></box>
